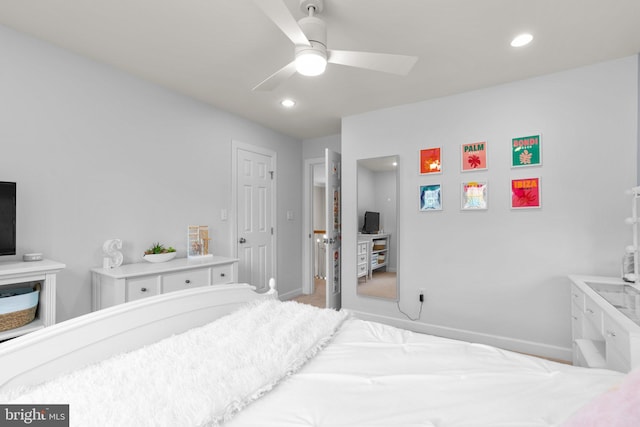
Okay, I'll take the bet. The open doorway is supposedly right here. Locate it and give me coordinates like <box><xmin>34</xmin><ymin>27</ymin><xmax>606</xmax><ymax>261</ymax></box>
<box><xmin>296</xmin><ymin>158</ymin><xmax>327</xmax><ymax>308</ymax></box>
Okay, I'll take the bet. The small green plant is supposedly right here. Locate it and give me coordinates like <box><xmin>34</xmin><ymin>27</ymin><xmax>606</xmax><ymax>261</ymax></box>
<box><xmin>144</xmin><ymin>242</ymin><xmax>176</xmax><ymax>255</ymax></box>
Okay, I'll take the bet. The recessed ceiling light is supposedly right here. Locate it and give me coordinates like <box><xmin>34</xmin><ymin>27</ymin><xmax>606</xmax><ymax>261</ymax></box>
<box><xmin>281</xmin><ymin>99</ymin><xmax>296</xmax><ymax>108</ymax></box>
<box><xmin>511</xmin><ymin>33</ymin><xmax>533</xmax><ymax>47</ymax></box>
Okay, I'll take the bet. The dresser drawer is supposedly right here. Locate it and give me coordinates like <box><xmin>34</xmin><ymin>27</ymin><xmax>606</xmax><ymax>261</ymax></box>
<box><xmin>357</xmin><ymin>253</ymin><xmax>367</xmax><ymax>264</ymax></box>
<box><xmin>127</xmin><ymin>276</ymin><xmax>160</xmax><ymax>301</ymax></box>
<box><xmin>604</xmin><ymin>312</ymin><xmax>631</xmax><ymax>363</ymax></box>
<box><xmin>211</xmin><ymin>264</ymin><xmax>233</xmax><ymax>285</ymax></box>
<box><xmin>570</xmin><ymin>284</ymin><xmax>584</xmax><ymax>311</ymax></box>
<box><xmin>357</xmin><ymin>263</ymin><xmax>368</xmax><ymax>277</ymax></box>
<box><xmin>163</xmin><ymin>268</ymin><xmax>210</xmax><ymax>292</ymax></box>
<box><xmin>357</xmin><ymin>242</ymin><xmax>367</xmax><ymax>255</ymax></box>
<box><xmin>584</xmin><ymin>294</ymin><xmax>603</xmax><ymax>333</ymax></box>
<box><xmin>571</xmin><ymin>302</ymin><xmax>583</xmax><ymax>339</ymax></box>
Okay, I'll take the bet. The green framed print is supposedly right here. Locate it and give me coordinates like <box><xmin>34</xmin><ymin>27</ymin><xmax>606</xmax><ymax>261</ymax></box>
<box><xmin>512</xmin><ymin>134</ymin><xmax>542</xmax><ymax>167</ymax></box>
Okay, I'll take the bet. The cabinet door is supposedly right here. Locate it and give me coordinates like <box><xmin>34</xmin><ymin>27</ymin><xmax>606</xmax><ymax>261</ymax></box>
<box><xmin>604</xmin><ymin>313</ymin><xmax>631</xmax><ymax>372</ymax></box>
<box><xmin>127</xmin><ymin>276</ymin><xmax>160</xmax><ymax>302</ymax></box>
<box><xmin>211</xmin><ymin>264</ymin><xmax>234</xmax><ymax>285</ymax></box>
<box><xmin>163</xmin><ymin>268</ymin><xmax>210</xmax><ymax>293</ymax></box>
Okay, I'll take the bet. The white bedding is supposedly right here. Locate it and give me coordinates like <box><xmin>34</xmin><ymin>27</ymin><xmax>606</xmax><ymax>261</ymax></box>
<box><xmin>0</xmin><ymin>300</ymin><xmax>625</xmax><ymax>426</ymax></box>
<box><xmin>229</xmin><ymin>318</ymin><xmax>625</xmax><ymax>427</ymax></box>
<box><xmin>0</xmin><ymin>300</ymin><xmax>347</xmax><ymax>426</ymax></box>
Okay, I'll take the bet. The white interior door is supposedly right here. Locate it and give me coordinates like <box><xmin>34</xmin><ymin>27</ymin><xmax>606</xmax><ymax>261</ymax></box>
<box><xmin>325</xmin><ymin>149</ymin><xmax>341</xmax><ymax>309</ymax></box>
<box><xmin>234</xmin><ymin>144</ymin><xmax>275</xmax><ymax>292</ymax></box>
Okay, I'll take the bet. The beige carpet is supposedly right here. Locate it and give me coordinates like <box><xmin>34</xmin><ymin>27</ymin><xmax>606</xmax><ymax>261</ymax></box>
<box><xmin>293</xmin><ymin>278</ymin><xmax>326</xmax><ymax>308</ymax></box>
<box><xmin>357</xmin><ymin>271</ymin><xmax>397</xmax><ymax>299</ymax></box>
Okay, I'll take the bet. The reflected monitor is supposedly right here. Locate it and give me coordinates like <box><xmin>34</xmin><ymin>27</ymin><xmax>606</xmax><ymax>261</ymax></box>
<box><xmin>362</xmin><ymin>211</ymin><xmax>380</xmax><ymax>234</ymax></box>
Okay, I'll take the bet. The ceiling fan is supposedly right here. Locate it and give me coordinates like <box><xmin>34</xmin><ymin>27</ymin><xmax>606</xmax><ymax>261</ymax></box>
<box><xmin>252</xmin><ymin>0</ymin><xmax>418</xmax><ymax>91</ymax></box>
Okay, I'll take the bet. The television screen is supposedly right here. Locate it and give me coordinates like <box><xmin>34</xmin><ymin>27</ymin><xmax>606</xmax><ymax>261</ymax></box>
<box><xmin>362</xmin><ymin>211</ymin><xmax>380</xmax><ymax>234</ymax></box>
<box><xmin>0</xmin><ymin>182</ymin><xmax>16</xmax><ymax>256</ymax></box>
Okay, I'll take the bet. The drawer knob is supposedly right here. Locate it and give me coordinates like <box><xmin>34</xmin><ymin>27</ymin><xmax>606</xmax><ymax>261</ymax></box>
<box><xmin>220</xmin><ymin>273</ymin><xmax>225</xmax><ymax>277</ymax></box>
<box><xmin>586</xmin><ymin>308</ymin><xmax>594</xmax><ymax>314</ymax></box>
<box><xmin>606</xmin><ymin>330</ymin><xmax>617</xmax><ymax>338</ymax></box>
<box><xmin>141</xmin><ymin>287</ymin><xmax>147</xmax><ymax>292</ymax></box>
<box><xmin>185</xmin><ymin>279</ymin><xmax>191</xmax><ymax>284</ymax></box>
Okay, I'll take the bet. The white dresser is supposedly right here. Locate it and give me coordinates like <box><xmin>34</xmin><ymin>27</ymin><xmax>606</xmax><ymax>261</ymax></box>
<box><xmin>569</xmin><ymin>275</ymin><xmax>640</xmax><ymax>372</ymax></box>
<box><xmin>91</xmin><ymin>256</ymin><xmax>238</xmax><ymax>310</ymax></box>
<box><xmin>0</xmin><ymin>259</ymin><xmax>65</xmax><ymax>340</ymax></box>
<box><xmin>357</xmin><ymin>240</ymin><xmax>369</xmax><ymax>280</ymax></box>
<box><xmin>357</xmin><ymin>233</ymin><xmax>390</xmax><ymax>279</ymax></box>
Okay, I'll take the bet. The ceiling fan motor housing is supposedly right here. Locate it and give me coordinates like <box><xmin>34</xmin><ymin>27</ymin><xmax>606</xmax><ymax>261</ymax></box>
<box><xmin>295</xmin><ymin>14</ymin><xmax>328</xmax><ymax>76</ymax></box>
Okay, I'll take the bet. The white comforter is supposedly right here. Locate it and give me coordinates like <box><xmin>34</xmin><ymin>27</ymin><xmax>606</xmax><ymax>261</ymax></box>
<box><xmin>1</xmin><ymin>300</ymin><xmax>624</xmax><ymax>426</ymax></box>
<box><xmin>229</xmin><ymin>318</ymin><xmax>624</xmax><ymax>427</ymax></box>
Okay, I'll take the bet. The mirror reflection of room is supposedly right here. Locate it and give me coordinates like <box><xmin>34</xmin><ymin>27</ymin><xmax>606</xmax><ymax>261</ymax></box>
<box><xmin>357</xmin><ymin>156</ymin><xmax>398</xmax><ymax>300</ymax></box>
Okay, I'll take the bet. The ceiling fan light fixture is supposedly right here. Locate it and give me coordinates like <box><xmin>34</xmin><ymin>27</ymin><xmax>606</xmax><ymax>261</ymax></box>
<box><xmin>295</xmin><ymin>47</ymin><xmax>327</xmax><ymax>76</ymax></box>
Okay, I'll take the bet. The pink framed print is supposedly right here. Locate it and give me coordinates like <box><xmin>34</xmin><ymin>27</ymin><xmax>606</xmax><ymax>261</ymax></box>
<box><xmin>461</xmin><ymin>141</ymin><xmax>487</xmax><ymax>172</ymax></box>
<box><xmin>419</xmin><ymin>147</ymin><xmax>442</xmax><ymax>175</ymax></box>
<box><xmin>511</xmin><ymin>177</ymin><xmax>541</xmax><ymax>209</ymax></box>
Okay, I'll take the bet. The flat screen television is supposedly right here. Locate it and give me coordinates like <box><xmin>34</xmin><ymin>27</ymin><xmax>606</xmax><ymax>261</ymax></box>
<box><xmin>0</xmin><ymin>182</ymin><xmax>16</xmax><ymax>256</ymax></box>
<box><xmin>362</xmin><ymin>211</ymin><xmax>380</xmax><ymax>234</ymax></box>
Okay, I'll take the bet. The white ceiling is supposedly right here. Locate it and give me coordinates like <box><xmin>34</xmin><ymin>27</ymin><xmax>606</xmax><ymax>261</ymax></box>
<box><xmin>1</xmin><ymin>0</ymin><xmax>639</xmax><ymax>140</ymax></box>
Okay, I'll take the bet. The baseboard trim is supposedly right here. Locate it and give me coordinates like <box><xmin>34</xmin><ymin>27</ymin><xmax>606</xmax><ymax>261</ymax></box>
<box><xmin>279</xmin><ymin>288</ymin><xmax>303</xmax><ymax>301</ymax></box>
<box><xmin>347</xmin><ymin>309</ymin><xmax>572</xmax><ymax>362</ymax></box>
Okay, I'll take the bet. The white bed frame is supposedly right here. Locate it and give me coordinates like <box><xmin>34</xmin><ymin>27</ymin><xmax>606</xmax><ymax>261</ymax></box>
<box><xmin>0</xmin><ymin>281</ymin><xmax>277</xmax><ymax>392</ymax></box>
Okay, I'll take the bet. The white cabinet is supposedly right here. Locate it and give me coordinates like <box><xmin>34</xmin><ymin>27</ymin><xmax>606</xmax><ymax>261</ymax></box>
<box><xmin>569</xmin><ymin>275</ymin><xmax>640</xmax><ymax>372</ymax></box>
<box><xmin>357</xmin><ymin>241</ymin><xmax>369</xmax><ymax>280</ymax></box>
<box><xmin>0</xmin><ymin>259</ymin><xmax>65</xmax><ymax>340</ymax></box>
<box><xmin>357</xmin><ymin>233</ymin><xmax>390</xmax><ymax>279</ymax></box>
<box><xmin>92</xmin><ymin>256</ymin><xmax>238</xmax><ymax>310</ymax></box>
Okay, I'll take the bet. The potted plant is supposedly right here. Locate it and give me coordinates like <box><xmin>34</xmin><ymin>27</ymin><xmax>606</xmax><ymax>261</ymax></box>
<box><xmin>142</xmin><ymin>243</ymin><xmax>177</xmax><ymax>263</ymax></box>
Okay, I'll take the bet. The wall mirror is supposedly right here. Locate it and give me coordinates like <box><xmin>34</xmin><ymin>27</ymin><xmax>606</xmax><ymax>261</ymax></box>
<box><xmin>356</xmin><ymin>155</ymin><xmax>399</xmax><ymax>301</ymax></box>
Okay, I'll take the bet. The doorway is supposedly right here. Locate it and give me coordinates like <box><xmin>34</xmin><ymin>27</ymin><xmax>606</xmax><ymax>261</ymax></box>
<box><xmin>298</xmin><ymin>157</ymin><xmax>327</xmax><ymax>308</ymax></box>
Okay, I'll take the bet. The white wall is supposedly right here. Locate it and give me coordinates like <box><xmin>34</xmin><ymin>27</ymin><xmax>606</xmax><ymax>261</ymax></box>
<box><xmin>0</xmin><ymin>25</ymin><xmax>303</xmax><ymax>321</ymax></box>
<box><xmin>342</xmin><ymin>56</ymin><xmax>639</xmax><ymax>360</ymax></box>
<box><xmin>302</xmin><ymin>134</ymin><xmax>341</xmax><ymax>159</ymax></box>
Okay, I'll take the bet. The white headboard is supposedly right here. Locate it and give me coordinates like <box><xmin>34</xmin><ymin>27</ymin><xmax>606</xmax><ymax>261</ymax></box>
<box><xmin>0</xmin><ymin>281</ymin><xmax>277</xmax><ymax>391</ymax></box>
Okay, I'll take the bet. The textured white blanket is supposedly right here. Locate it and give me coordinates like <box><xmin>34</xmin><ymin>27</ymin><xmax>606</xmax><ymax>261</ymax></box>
<box><xmin>1</xmin><ymin>300</ymin><xmax>348</xmax><ymax>426</ymax></box>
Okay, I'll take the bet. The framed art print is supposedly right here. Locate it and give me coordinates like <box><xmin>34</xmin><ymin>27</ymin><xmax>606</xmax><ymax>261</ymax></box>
<box><xmin>461</xmin><ymin>181</ymin><xmax>487</xmax><ymax>210</ymax></box>
<box><xmin>461</xmin><ymin>141</ymin><xmax>487</xmax><ymax>171</ymax></box>
<box><xmin>419</xmin><ymin>184</ymin><xmax>442</xmax><ymax>211</ymax></box>
<box><xmin>511</xmin><ymin>177</ymin><xmax>541</xmax><ymax>209</ymax></box>
<box><xmin>512</xmin><ymin>134</ymin><xmax>542</xmax><ymax>167</ymax></box>
<box><xmin>419</xmin><ymin>147</ymin><xmax>442</xmax><ymax>174</ymax></box>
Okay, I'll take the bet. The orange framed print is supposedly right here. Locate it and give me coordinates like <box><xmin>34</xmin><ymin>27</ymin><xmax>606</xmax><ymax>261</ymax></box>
<box><xmin>419</xmin><ymin>147</ymin><xmax>442</xmax><ymax>175</ymax></box>
<box><xmin>461</xmin><ymin>141</ymin><xmax>487</xmax><ymax>171</ymax></box>
<box><xmin>461</xmin><ymin>181</ymin><xmax>488</xmax><ymax>210</ymax></box>
<box><xmin>511</xmin><ymin>177</ymin><xmax>541</xmax><ymax>209</ymax></box>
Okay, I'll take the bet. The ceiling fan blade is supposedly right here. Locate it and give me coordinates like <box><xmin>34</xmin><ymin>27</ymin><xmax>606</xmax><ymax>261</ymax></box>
<box><xmin>252</xmin><ymin>60</ymin><xmax>297</xmax><ymax>91</ymax></box>
<box><xmin>253</xmin><ymin>0</ymin><xmax>310</xmax><ymax>47</ymax></box>
<box><xmin>328</xmin><ymin>50</ymin><xmax>418</xmax><ymax>75</ymax></box>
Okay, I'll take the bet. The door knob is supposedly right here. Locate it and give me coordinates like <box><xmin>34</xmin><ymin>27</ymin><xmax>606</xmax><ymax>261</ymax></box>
<box><xmin>239</xmin><ymin>237</ymin><xmax>247</xmax><ymax>244</ymax></box>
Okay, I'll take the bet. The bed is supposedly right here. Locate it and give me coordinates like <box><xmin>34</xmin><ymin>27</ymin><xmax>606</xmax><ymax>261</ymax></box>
<box><xmin>0</xmin><ymin>280</ymin><xmax>636</xmax><ymax>426</ymax></box>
